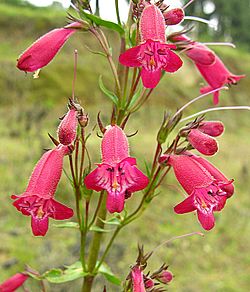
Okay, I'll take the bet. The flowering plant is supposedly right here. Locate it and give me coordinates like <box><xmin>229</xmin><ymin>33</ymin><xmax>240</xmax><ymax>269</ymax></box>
<box><xmin>2</xmin><ymin>0</ymin><xmax>249</xmax><ymax>291</ymax></box>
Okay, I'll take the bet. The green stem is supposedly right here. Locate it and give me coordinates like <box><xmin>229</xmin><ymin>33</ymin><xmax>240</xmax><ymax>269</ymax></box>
<box><xmin>90</xmin><ymin>28</ymin><xmax>121</xmax><ymax>98</ymax></box>
<box><xmin>95</xmin><ymin>0</ymin><xmax>99</xmax><ymax>16</ymax></box>
<box><xmin>79</xmin><ymin>127</ymin><xmax>85</xmax><ymax>184</ymax></box>
<box><xmin>82</xmin><ymin>192</ymin><xmax>107</xmax><ymax>292</ymax></box>
<box><xmin>115</xmin><ymin>0</ymin><xmax>121</xmax><ymax>24</ymax></box>
<box><xmin>95</xmin><ymin>226</ymin><xmax>121</xmax><ymax>271</ymax></box>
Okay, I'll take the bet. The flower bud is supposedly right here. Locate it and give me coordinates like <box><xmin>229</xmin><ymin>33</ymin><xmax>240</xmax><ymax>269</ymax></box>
<box><xmin>57</xmin><ymin>108</ymin><xmax>78</xmax><ymax>145</ymax></box>
<box><xmin>198</xmin><ymin>121</ymin><xmax>224</xmax><ymax>137</ymax></box>
<box><xmin>144</xmin><ymin>277</ymin><xmax>154</xmax><ymax>289</ymax></box>
<box><xmin>17</xmin><ymin>22</ymin><xmax>83</xmax><ymax>72</ymax></box>
<box><xmin>157</xmin><ymin>270</ymin><xmax>173</xmax><ymax>284</ymax></box>
<box><xmin>78</xmin><ymin>112</ymin><xmax>89</xmax><ymax>128</ymax></box>
<box><xmin>163</xmin><ymin>8</ymin><xmax>185</xmax><ymax>25</ymax></box>
<box><xmin>187</xmin><ymin>129</ymin><xmax>218</xmax><ymax>156</ymax></box>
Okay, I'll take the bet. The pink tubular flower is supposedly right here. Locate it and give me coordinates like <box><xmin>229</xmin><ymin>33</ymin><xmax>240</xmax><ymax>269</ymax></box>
<box><xmin>84</xmin><ymin>125</ymin><xmax>149</xmax><ymax>213</ymax></box>
<box><xmin>171</xmin><ymin>34</ymin><xmax>244</xmax><ymax>104</ymax></box>
<box><xmin>0</xmin><ymin>273</ymin><xmax>28</xmax><ymax>292</ymax></box>
<box><xmin>12</xmin><ymin>145</ymin><xmax>73</xmax><ymax>236</ymax></box>
<box><xmin>165</xmin><ymin>154</ymin><xmax>234</xmax><ymax>230</ymax></box>
<box><xmin>119</xmin><ymin>5</ymin><xmax>182</xmax><ymax>88</ymax></box>
<box><xmin>198</xmin><ymin>121</ymin><xmax>224</xmax><ymax>137</ymax></box>
<box><xmin>17</xmin><ymin>22</ymin><xmax>82</xmax><ymax>72</ymax></box>
<box><xmin>57</xmin><ymin>107</ymin><xmax>78</xmax><ymax>145</ymax></box>
<box><xmin>187</xmin><ymin>128</ymin><xmax>218</xmax><ymax>156</ymax></box>
<box><xmin>131</xmin><ymin>266</ymin><xmax>146</xmax><ymax>292</ymax></box>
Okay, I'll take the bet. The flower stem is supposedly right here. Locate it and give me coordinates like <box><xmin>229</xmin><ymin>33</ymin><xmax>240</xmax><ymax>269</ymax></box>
<box><xmin>82</xmin><ymin>191</ymin><xmax>107</xmax><ymax>292</ymax></box>
<box><xmin>90</xmin><ymin>28</ymin><xmax>121</xmax><ymax>98</ymax></box>
<box><xmin>180</xmin><ymin>106</ymin><xmax>250</xmax><ymax>122</ymax></box>
<box><xmin>115</xmin><ymin>0</ymin><xmax>121</xmax><ymax>25</ymax></box>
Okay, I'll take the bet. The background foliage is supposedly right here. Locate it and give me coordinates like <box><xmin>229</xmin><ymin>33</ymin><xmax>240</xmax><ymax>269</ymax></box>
<box><xmin>0</xmin><ymin>1</ymin><xmax>249</xmax><ymax>291</ymax></box>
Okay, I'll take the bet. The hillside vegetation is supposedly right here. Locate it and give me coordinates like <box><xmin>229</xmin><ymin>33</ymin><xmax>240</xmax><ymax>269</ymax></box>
<box><xmin>0</xmin><ymin>3</ymin><xmax>249</xmax><ymax>291</ymax></box>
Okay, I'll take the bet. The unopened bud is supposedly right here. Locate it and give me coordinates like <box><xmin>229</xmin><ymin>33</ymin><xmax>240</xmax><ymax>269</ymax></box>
<box><xmin>158</xmin><ymin>154</ymin><xmax>170</xmax><ymax>165</ymax></box>
<box><xmin>163</xmin><ymin>8</ymin><xmax>185</xmax><ymax>25</ymax></box>
<box><xmin>187</xmin><ymin>129</ymin><xmax>218</xmax><ymax>156</ymax></box>
<box><xmin>57</xmin><ymin>108</ymin><xmax>78</xmax><ymax>145</ymax></box>
<box><xmin>78</xmin><ymin>112</ymin><xmax>89</xmax><ymax>128</ymax></box>
<box><xmin>198</xmin><ymin>121</ymin><xmax>224</xmax><ymax>137</ymax></box>
<box><xmin>144</xmin><ymin>277</ymin><xmax>154</xmax><ymax>288</ymax></box>
<box><xmin>157</xmin><ymin>270</ymin><xmax>173</xmax><ymax>284</ymax></box>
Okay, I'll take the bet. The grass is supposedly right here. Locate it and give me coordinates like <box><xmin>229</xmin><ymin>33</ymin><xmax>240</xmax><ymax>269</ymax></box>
<box><xmin>0</xmin><ymin>3</ymin><xmax>250</xmax><ymax>291</ymax></box>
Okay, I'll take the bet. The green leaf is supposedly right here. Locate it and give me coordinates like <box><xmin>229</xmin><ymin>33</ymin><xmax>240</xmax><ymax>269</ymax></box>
<box><xmin>99</xmin><ymin>75</ymin><xmax>119</xmax><ymax>105</ymax></box>
<box><xmin>99</xmin><ymin>217</ymin><xmax>121</xmax><ymax>226</ymax></box>
<box><xmin>43</xmin><ymin>264</ymin><xmax>88</xmax><ymax>283</ymax></box>
<box><xmin>144</xmin><ymin>160</ymin><xmax>151</xmax><ymax>178</ymax></box>
<box><xmin>99</xmin><ymin>263</ymin><xmax>122</xmax><ymax>286</ymax></box>
<box><xmin>90</xmin><ymin>226</ymin><xmax>113</xmax><ymax>233</ymax></box>
<box><xmin>53</xmin><ymin>222</ymin><xmax>79</xmax><ymax>229</ymax></box>
<box><xmin>80</xmin><ymin>11</ymin><xmax>124</xmax><ymax>35</ymax></box>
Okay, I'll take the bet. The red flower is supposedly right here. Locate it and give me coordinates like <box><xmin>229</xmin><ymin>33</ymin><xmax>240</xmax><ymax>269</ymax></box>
<box><xmin>17</xmin><ymin>22</ymin><xmax>82</xmax><ymax>72</ymax></box>
<box><xmin>12</xmin><ymin>145</ymin><xmax>73</xmax><ymax>236</ymax></box>
<box><xmin>165</xmin><ymin>154</ymin><xmax>234</xmax><ymax>230</ymax></box>
<box><xmin>0</xmin><ymin>273</ymin><xmax>28</xmax><ymax>292</ymax></box>
<box><xmin>119</xmin><ymin>5</ymin><xmax>182</xmax><ymax>88</ymax></box>
<box><xmin>171</xmin><ymin>34</ymin><xmax>244</xmax><ymax>104</ymax></box>
<box><xmin>84</xmin><ymin>125</ymin><xmax>149</xmax><ymax>213</ymax></box>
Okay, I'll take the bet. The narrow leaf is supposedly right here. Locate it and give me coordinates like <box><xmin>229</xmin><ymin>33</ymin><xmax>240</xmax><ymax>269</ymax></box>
<box><xmin>99</xmin><ymin>217</ymin><xmax>121</xmax><ymax>226</ymax></box>
<box><xmin>99</xmin><ymin>75</ymin><xmax>119</xmax><ymax>105</ymax></box>
<box><xmin>99</xmin><ymin>263</ymin><xmax>122</xmax><ymax>286</ymax></box>
<box><xmin>53</xmin><ymin>222</ymin><xmax>79</xmax><ymax>229</ymax></box>
<box><xmin>90</xmin><ymin>226</ymin><xmax>113</xmax><ymax>233</ymax></box>
<box><xmin>80</xmin><ymin>11</ymin><xmax>124</xmax><ymax>35</ymax></box>
<box><xmin>43</xmin><ymin>267</ymin><xmax>88</xmax><ymax>283</ymax></box>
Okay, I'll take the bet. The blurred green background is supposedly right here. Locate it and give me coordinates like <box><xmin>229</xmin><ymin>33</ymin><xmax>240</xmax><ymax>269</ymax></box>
<box><xmin>0</xmin><ymin>1</ymin><xmax>249</xmax><ymax>291</ymax></box>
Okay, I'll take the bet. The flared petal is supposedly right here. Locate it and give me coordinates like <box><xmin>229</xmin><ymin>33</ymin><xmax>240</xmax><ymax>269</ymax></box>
<box><xmin>121</xmin><ymin>159</ymin><xmax>149</xmax><ymax>192</ymax></box>
<box><xmin>197</xmin><ymin>210</ymin><xmax>215</xmax><ymax>230</ymax></box>
<box><xmin>174</xmin><ymin>195</ymin><xmax>196</xmax><ymax>214</ymax></box>
<box><xmin>141</xmin><ymin>67</ymin><xmax>161</xmax><ymax>88</ymax></box>
<box><xmin>119</xmin><ymin>45</ymin><xmax>141</xmax><ymax>67</ymax></box>
<box><xmin>190</xmin><ymin>154</ymin><xmax>234</xmax><ymax>197</ymax></box>
<box><xmin>163</xmin><ymin>50</ymin><xmax>183</xmax><ymax>73</ymax></box>
<box><xmin>84</xmin><ymin>164</ymin><xmax>109</xmax><ymax>192</ymax></box>
<box><xmin>50</xmin><ymin>199</ymin><xmax>74</xmax><ymax>220</ymax></box>
<box><xmin>106</xmin><ymin>190</ymin><xmax>125</xmax><ymax>213</ymax></box>
<box><xmin>31</xmin><ymin>215</ymin><xmax>49</xmax><ymax>236</ymax></box>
